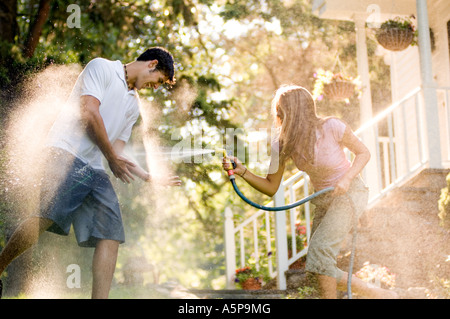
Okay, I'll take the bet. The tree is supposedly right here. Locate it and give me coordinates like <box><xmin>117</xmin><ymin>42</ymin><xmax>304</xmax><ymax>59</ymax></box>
<box><xmin>23</xmin><ymin>0</ymin><xmax>52</xmax><ymax>58</ymax></box>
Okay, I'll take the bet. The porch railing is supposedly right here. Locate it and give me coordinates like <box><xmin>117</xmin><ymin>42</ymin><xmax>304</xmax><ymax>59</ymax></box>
<box><xmin>224</xmin><ymin>86</ymin><xmax>449</xmax><ymax>290</ymax></box>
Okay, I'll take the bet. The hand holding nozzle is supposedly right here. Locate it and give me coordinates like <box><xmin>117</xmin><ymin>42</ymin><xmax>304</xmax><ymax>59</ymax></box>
<box><xmin>215</xmin><ymin>148</ymin><xmax>235</xmax><ymax>176</ymax></box>
<box><xmin>217</xmin><ymin>149</ymin><xmax>247</xmax><ymax>177</ymax></box>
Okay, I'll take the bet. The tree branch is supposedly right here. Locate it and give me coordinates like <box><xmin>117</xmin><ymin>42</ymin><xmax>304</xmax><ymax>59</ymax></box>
<box><xmin>23</xmin><ymin>0</ymin><xmax>51</xmax><ymax>58</ymax></box>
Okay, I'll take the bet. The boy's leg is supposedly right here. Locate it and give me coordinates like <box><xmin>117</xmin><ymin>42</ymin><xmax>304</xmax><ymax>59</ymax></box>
<box><xmin>0</xmin><ymin>217</ymin><xmax>54</xmax><ymax>276</ymax></box>
<box><xmin>91</xmin><ymin>239</ymin><xmax>119</xmax><ymax>299</ymax></box>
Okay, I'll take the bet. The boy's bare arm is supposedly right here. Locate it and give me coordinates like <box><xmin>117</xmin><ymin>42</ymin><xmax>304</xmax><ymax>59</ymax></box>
<box><xmin>80</xmin><ymin>95</ymin><xmax>135</xmax><ymax>183</ymax></box>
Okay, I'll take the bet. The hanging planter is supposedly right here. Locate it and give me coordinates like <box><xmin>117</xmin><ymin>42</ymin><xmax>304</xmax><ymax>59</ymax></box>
<box><xmin>375</xmin><ymin>16</ymin><xmax>417</xmax><ymax>51</ymax></box>
<box><xmin>323</xmin><ymin>80</ymin><xmax>356</xmax><ymax>101</ymax></box>
<box><xmin>313</xmin><ymin>69</ymin><xmax>361</xmax><ymax>102</ymax></box>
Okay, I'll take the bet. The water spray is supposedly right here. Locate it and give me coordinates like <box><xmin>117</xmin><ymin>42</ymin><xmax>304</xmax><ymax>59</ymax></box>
<box><xmin>219</xmin><ymin>150</ymin><xmax>358</xmax><ymax>299</ymax></box>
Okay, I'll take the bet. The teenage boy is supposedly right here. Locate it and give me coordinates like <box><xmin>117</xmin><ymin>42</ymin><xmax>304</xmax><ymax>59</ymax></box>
<box><xmin>0</xmin><ymin>47</ymin><xmax>181</xmax><ymax>299</ymax></box>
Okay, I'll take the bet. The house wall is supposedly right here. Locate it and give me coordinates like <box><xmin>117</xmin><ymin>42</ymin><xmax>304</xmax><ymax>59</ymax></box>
<box><xmin>388</xmin><ymin>0</ymin><xmax>450</xmax><ymax>168</ymax></box>
<box><xmin>429</xmin><ymin>0</ymin><xmax>450</xmax><ymax>163</ymax></box>
<box><xmin>429</xmin><ymin>0</ymin><xmax>450</xmax><ymax>87</ymax></box>
<box><xmin>389</xmin><ymin>47</ymin><xmax>421</xmax><ymax>100</ymax></box>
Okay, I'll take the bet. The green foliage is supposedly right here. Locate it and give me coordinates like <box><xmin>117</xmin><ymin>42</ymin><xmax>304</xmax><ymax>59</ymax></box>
<box><xmin>430</xmin><ymin>275</ymin><xmax>450</xmax><ymax>299</ymax></box>
<box><xmin>438</xmin><ymin>173</ymin><xmax>450</xmax><ymax>228</ymax></box>
<box><xmin>379</xmin><ymin>15</ymin><xmax>416</xmax><ymax>32</ymax></box>
<box><xmin>285</xmin><ymin>286</ymin><xmax>319</xmax><ymax>299</ymax></box>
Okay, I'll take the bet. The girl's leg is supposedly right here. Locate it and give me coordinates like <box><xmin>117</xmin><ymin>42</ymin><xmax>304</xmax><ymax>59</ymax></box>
<box><xmin>306</xmin><ymin>178</ymin><xmax>370</xmax><ymax>299</ymax></box>
<box><xmin>317</xmin><ymin>274</ymin><xmax>338</xmax><ymax>299</ymax></box>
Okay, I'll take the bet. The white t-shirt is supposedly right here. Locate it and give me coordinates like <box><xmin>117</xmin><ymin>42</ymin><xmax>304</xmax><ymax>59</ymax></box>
<box><xmin>47</xmin><ymin>58</ymin><xmax>141</xmax><ymax>170</ymax></box>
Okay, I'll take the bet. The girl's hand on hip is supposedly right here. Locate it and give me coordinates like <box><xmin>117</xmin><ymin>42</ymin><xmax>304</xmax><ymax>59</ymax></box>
<box><xmin>333</xmin><ymin>176</ymin><xmax>352</xmax><ymax>196</ymax></box>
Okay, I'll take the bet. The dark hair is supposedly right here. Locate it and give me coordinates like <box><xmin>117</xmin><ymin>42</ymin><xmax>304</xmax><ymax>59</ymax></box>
<box><xmin>137</xmin><ymin>47</ymin><xmax>176</xmax><ymax>85</ymax></box>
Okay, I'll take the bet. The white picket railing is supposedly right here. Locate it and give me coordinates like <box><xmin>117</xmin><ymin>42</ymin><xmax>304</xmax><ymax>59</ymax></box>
<box><xmin>224</xmin><ymin>172</ymin><xmax>312</xmax><ymax>289</ymax></box>
<box><xmin>224</xmin><ymin>86</ymin><xmax>449</xmax><ymax>290</ymax></box>
<box><xmin>356</xmin><ymin>86</ymin><xmax>427</xmax><ymax>202</ymax></box>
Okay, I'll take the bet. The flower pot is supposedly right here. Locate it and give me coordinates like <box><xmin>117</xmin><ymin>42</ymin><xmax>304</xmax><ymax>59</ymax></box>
<box><xmin>241</xmin><ymin>278</ymin><xmax>262</xmax><ymax>290</ymax></box>
<box><xmin>376</xmin><ymin>27</ymin><xmax>414</xmax><ymax>51</ymax></box>
<box><xmin>323</xmin><ymin>81</ymin><xmax>355</xmax><ymax>101</ymax></box>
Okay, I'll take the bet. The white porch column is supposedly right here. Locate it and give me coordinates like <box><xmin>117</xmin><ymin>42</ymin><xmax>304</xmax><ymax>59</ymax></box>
<box><xmin>416</xmin><ymin>0</ymin><xmax>442</xmax><ymax>168</ymax></box>
<box><xmin>354</xmin><ymin>14</ymin><xmax>381</xmax><ymax>197</ymax></box>
<box><xmin>273</xmin><ymin>178</ymin><xmax>288</xmax><ymax>290</ymax></box>
<box><xmin>224</xmin><ymin>207</ymin><xmax>236</xmax><ymax>289</ymax></box>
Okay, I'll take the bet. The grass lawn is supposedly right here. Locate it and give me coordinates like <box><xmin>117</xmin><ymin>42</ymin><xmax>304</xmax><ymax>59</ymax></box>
<box><xmin>3</xmin><ymin>284</ymin><xmax>171</xmax><ymax>299</ymax></box>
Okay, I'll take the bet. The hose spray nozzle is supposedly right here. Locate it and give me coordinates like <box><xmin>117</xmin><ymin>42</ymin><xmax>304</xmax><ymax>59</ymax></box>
<box><xmin>215</xmin><ymin>148</ymin><xmax>236</xmax><ymax>176</ymax></box>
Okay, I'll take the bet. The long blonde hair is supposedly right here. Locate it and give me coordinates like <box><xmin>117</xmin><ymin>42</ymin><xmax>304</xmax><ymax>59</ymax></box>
<box><xmin>272</xmin><ymin>85</ymin><xmax>323</xmax><ymax>166</ymax></box>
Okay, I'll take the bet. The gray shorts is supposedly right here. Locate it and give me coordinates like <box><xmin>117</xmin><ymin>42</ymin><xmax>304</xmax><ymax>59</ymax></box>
<box><xmin>305</xmin><ymin>176</ymin><xmax>369</xmax><ymax>280</ymax></box>
<box><xmin>37</xmin><ymin>148</ymin><xmax>125</xmax><ymax>247</ymax></box>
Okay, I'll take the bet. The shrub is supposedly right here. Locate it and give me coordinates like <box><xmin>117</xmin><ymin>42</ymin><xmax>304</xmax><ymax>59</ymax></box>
<box><xmin>438</xmin><ymin>173</ymin><xmax>450</xmax><ymax>228</ymax></box>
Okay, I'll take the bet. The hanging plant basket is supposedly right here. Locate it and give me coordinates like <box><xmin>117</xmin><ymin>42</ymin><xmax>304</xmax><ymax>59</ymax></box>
<box><xmin>241</xmin><ymin>278</ymin><xmax>262</xmax><ymax>290</ymax></box>
<box><xmin>375</xmin><ymin>16</ymin><xmax>417</xmax><ymax>52</ymax></box>
<box><xmin>376</xmin><ymin>27</ymin><xmax>414</xmax><ymax>51</ymax></box>
<box><xmin>323</xmin><ymin>80</ymin><xmax>356</xmax><ymax>101</ymax></box>
<box><xmin>313</xmin><ymin>69</ymin><xmax>360</xmax><ymax>102</ymax></box>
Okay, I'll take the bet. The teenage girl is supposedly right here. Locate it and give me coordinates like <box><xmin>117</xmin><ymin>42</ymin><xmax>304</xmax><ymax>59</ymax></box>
<box><xmin>224</xmin><ymin>85</ymin><xmax>398</xmax><ymax>299</ymax></box>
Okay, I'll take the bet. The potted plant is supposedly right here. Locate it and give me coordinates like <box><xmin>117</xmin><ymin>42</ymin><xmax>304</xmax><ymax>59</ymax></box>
<box><xmin>287</xmin><ymin>223</ymin><xmax>308</xmax><ymax>269</ymax></box>
<box><xmin>375</xmin><ymin>15</ymin><xmax>418</xmax><ymax>51</ymax></box>
<box><xmin>234</xmin><ymin>266</ymin><xmax>263</xmax><ymax>290</ymax></box>
<box><xmin>312</xmin><ymin>69</ymin><xmax>360</xmax><ymax>102</ymax></box>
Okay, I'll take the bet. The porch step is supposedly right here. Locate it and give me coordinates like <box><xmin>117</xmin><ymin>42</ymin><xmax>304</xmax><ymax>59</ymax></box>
<box><xmin>407</xmin><ymin>168</ymin><xmax>449</xmax><ymax>190</ymax></box>
<box><xmin>189</xmin><ymin>289</ymin><xmax>287</xmax><ymax>299</ymax></box>
<box><xmin>375</xmin><ymin>186</ymin><xmax>442</xmax><ymax>213</ymax></box>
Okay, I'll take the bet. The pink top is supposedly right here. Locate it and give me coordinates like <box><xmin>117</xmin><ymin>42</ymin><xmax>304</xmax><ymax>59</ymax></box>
<box><xmin>292</xmin><ymin>118</ymin><xmax>351</xmax><ymax>190</ymax></box>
